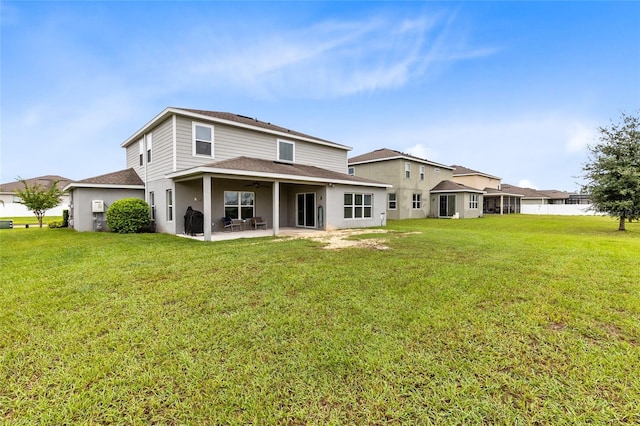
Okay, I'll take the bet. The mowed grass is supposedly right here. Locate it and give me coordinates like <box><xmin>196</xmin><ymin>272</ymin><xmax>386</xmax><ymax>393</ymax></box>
<box><xmin>0</xmin><ymin>216</ymin><xmax>62</xmax><ymax>226</ymax></box>
<box><xmin>1</xmin><ymin>215</ymin><xmax>639</xmax><ymax>424</ymax></box>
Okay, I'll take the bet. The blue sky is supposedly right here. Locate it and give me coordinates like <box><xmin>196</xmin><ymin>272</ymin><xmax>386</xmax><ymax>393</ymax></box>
<box><xmin>2</xmin><ymin>1</ymin><xmax>638</xmax><ymax>191</ymax></box>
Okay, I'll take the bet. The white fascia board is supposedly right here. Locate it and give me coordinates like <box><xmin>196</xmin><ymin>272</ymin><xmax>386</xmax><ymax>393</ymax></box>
<box><xmin>350</xmin><ymin>156</ymin><xmax>454</xmax><ymax>170</ymax></box>
<box><xmin>64</xmin><ymin>183</ymin><xmax>145</xmax><ymax>191</ymax></box>
<box><xmin>121</xmin><ymin>107</ymin><xmax>174</xmax><ymax>148</ymax></box>
<box><xmin>430</xmin><ymin>189</ymin><xmax>487</xmax><ymax>194</ymax></box>
<box><xmin>453</xmin><ymin>172</ymin><xmax>502</xmax><ymax>180</ymax></box>
<box><xmin>166</xmin><ymin>167</ymin><xmax>391</xmax><ymax>188</ymax></box>
<box><xmin>122</xmin><ymin>107</ymin><xmax>351</xmax><ymax>151</ymax></box>
<box><xmin>485</xmin><ymin>192</ymin><xmax>524</xmax><ymax>197</ymax></box>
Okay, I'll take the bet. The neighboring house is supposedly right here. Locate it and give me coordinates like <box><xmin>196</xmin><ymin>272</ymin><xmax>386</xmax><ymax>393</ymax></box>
<box><xmin>0</xmin><ymin>175</ymin><xmax>72</xmax><ymax>218</ymax></box>
<box><xmin>451</xmin><ymin>165</ymin><xmax>523</xmax><ymax>214</ymax></box>
<box><xmin>501</xmin><ymin>184</ymin><xmax>596</xmax><ymax>215</ymax></box>
<box><xmin>65</xmin><ymin>107</ymin><xmax>390</xmax><ymax>239</ymax></box>
<box><xmin>348</xmin><ymin>148</ymin><xmax>484</xmax><ymax>219</ymax></box>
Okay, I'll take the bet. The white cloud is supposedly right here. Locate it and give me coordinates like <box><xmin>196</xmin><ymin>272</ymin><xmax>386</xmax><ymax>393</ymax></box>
<box><xmin>176</xmin><ymin>11</ymin><xmax>497</xmax><ymax>99</ymax></box>
<box><xmin>518</xmin><ymin>179</ymin><xmax>537</xmax><ymax>189</ymax></box>
<box><xmin>405</xmin><ymin>143</ymin><xmax>433</xmax><ymax>160</ymax></box>
<box><xmin>566</xmin><ymin>122</ymin><xmax>594</xmax><ymax>153</ymax></box>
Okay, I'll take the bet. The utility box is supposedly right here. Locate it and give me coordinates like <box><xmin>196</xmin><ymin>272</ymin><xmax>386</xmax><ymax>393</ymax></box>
<box><xmin>92</xmin><ymin>200</ymin><xmax>105</xmax><ymax>213</ymax></box>
<box><xmin>0</xmin><ymin>220</ymin><xmax>13</xmax><ymax>229</ymax></box>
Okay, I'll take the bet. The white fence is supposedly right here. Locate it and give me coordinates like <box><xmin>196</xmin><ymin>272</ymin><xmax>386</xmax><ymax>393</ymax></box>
<box><xmin>521</xmin><ymin>203</ymin><xmax>603</xmax><ymax>216</ymax></box>
<box><xmin>0</xmin><ymin>202</ymin><xmax>70</xmax><ymax>218</ymax></box>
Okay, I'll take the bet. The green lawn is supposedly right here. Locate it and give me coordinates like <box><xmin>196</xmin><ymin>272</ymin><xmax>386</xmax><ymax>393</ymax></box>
<box><xmin>1</xmin><ymin>216</ymin><xmax>639</xmax><ymax>424</ymax></box>
<box><xmin>0</xmin><ymin>216</ymin><xmax>62</xmax><ymax>226</ymax></box>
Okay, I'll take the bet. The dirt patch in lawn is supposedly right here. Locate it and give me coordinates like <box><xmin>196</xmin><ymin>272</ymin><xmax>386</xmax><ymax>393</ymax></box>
<box><xmin>279</xmin><ymin>228</ymin><xmax>395</xmax><ymax>250</ymax></box>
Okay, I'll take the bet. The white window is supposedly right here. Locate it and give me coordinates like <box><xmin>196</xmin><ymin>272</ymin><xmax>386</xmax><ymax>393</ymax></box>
<box><xmin>146</xmin><ymin>134</ymin><xmax>153</xmax><ymax>164</ymax></box>
<box><xmin>419</xmin><ymin>165</ymin><xmax>425</xmax><ymax>181</ymax></box>
<box><xmin>139</xmin><ymin>139</ymin><xmax>144</xmax><ymax>166</ymax></box>
<box><xmin>469</xmin><ymin>193</ymin><xmax>479</xmax><ymax>209</ymax></box>
<box><xmin>166</xmin><ymin>189</ymin><xmax>173</xmax><ymax>222</ymax></box>
<box><xmin>149</xmin><ymin>191</ymin><xmax>156</xmax><ymax>221</ymax></box>
<box><xmin>405</xmin><ymin>162</ymin><xmax>411</xmax><ymax>179</ymax></box>
<box><xmin>388</xmin><ymin>193</ymin><xmax>397</xmax><ymax>210</ymax></box>
<box><xmin>348</xmin><ymin>167</ymin><xmax>355</xmax><ymax>176</ymax></box>
<box><xmin>412</xmin><ymin>193</ymin><xmax>422</xmax><ymax>209</ymax></box>
<box><xmin>344</xmin><ymin>193</ymin><xmax>372</xmax><ymax>219</ymax></box>
<box><xmin>278</xmin><ymin>140</ymin><xmax>294</xmax><ymax>162</ymax></box>
<box><xmin>193</xmin><ymin>122</ymin><xmax>214</xmax><ymax>157</ymax></box>
<box><xmin>224</xmin><ymin>191</ymin><xmax>255</xmax><ymax>219</ymax></box>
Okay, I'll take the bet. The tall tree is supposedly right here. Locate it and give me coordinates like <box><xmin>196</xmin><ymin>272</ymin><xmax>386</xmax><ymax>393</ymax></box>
<box><xmin>14</xmin><ymin>178</ymin><xmax>64</xmax><ymax>228</ymax></box>
<box><xmin>582</xmin><ymin>112</ymin><xmax>640</xmax><ymax>231</ymax></box>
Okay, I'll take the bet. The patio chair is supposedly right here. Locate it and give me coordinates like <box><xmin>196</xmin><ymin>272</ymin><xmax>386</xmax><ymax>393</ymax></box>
<box><xmin>222</xmin><ymin>216</ymin><xmax>240</xmax><ymax>232</ymax></box>
<box><xmin>252</xmin><ymin>217</ymin><xmax>267</xmax><ymax>230</ymax></box>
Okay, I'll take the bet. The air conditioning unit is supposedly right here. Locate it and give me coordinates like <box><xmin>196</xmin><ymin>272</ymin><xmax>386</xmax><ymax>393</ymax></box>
<box><xmin>92</xmin><ymin>200</ymin><xmax>105</xmax><ymax>213</ymax></box>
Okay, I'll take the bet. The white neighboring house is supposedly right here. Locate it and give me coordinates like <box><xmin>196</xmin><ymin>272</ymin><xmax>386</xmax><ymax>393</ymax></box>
<box><xmin>0</xmin><ymin>175</ymin><xmax>72</xmax><ymax>218</ymax></box>
<box><xmin>64</xmin><ymin>107</ymin><xmax>391</xmax><ymax>238</ymax></box>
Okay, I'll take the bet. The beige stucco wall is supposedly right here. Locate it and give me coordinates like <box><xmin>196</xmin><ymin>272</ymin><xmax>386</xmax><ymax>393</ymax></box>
<box><xmin>453</xmin><ymin>175</ymin><xmax>501</xmax><ymax>190</ymax></box>
<box><xmin>351</xmin><ymin>159</ymin><xmax>453</xmax><ymax>219</ymax></box>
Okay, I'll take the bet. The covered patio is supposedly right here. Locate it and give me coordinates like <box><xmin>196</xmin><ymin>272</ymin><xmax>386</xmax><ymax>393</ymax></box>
<box><xmin>176</xmin><ymin>227</ymin><xmax>320</xmax><ymax>242</ymax></box>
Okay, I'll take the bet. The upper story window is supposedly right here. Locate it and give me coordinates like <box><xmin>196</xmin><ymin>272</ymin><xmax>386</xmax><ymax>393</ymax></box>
<box><xmin>278</xmin><ymin>140</ymin><xmax>295</xmax><ymax>162</ymax></box>
<box><xmin>193</xmin><ymin>122</ymin><xmax>214</xmax><ymax>157</ymax></box>
<box><xmin>348</xmin><ymin>167</ymin><xmax>355</xmax><ymax>176</ymax></box>
<box><xmin>139</xmin><ymin>139</ymin><xmax>144</xmax><ymax>166</ymax></box>
<box><xmin>419</xmin><ymin>165</ymin><xmax>425</xmax><ymax>180</ymax></box>
<box><xmin>405</xmin><ymin>162</ymin><xmax>411</xmax><ymax>179</ymax></box>
<box><xmin>146</xmin><ymin>134</ymin><xmax>153</xmax><ymax>164</ymax></box>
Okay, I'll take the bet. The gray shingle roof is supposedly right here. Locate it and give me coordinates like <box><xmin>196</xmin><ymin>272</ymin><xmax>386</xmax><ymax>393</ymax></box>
<box><xmin>174</xmin><ymin>108</ymin><xmax>343</xmax><ymax>147</ymax></box>
<box><xmin>72</xmin><ymin>168</ymin><xmax>144</xmax><ymax>186</ymax></box>
<box><xmin>451</xmin><ymin>165</ymin><xmax>501</xmax><ymax>180</ymax></box>
<box><xmin>430</xmin><ymin>180</ymin><xmax>485</xmax><ymax>193</ymax></box>
<box><xmin>174</xmin><ymin>156</ymin><xmax>388</xmax><ymax>186</ymax></box>
<box><xmin>0</xmin><ymin>175</ymin><xmax>73</xmax><ymax>193</ymax></box>
<box><xmin>349</xmin><ymin>148</ymin><xmax>452</xmax><ymax>169</ymax></box>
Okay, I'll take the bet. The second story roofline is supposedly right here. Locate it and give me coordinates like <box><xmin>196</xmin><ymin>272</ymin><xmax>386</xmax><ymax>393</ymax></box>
<box><xmin>348</xmin><ymin>148</ymin><xmax>453</xmax><ymax>170</ymax></box>
<box><xmin>451</xmin><ymin>165</ymin><xmax>502</xmax><ymax>181</ymax></box>
<box><xmin>121</xmin><ymin>107</ymin><xmax>352</xmax><ymax>152</ymax></box>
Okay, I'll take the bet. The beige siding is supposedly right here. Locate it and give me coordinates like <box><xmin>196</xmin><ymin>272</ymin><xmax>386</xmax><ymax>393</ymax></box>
<box><xmin>146</xmin><ymin>117</ymin><xmax>173</xmax><ymax>181</ymax></box>
<box><xmin>175</xmin><ymin>115</ymin><xmax>348</xmax><ymax>173</ymax></box>
<box><xmin>126</xmin><ymin>139</ymin><xmax>143</xmax><ymax>175</ymax></box>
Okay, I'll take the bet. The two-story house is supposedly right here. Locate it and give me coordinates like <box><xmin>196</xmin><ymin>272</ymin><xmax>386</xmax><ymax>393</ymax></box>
<box><xmin>451</xmin><ymin>165</ymin><xmax>522</xmax><ymax>214</ymax></box>
<box><xmin>348</xmin><ymin>148</ymin><xmax>484</xmax><ymax>219</ymax></box>
<box><xmin>65</xmin><ymin>107</ymin><xmax>390</xmax><ymax>239</ymax></box>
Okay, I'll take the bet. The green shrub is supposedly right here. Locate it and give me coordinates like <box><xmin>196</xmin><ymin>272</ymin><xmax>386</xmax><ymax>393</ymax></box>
<box><xmin>47</xmin><ymin>220</ymin><xmax>64</xmax><ymax>228</ymax></box>
<box><xmin>106</xmin><ymin>198</ymin><xmax>151</xmax><ymax>234</ymax></box>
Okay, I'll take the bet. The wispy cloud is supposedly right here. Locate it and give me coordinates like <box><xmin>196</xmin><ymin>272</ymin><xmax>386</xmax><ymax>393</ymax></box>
<box><xmin>175</xmin><ymin>10</ymin><xmax>498</xmax><ymax>99</ymax></box>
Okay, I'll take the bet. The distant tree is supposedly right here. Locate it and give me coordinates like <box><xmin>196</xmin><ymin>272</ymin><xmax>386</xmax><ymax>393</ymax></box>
<box><xmin>14</xmin><ymin>178</ymin><xmax>64</xmax><ymax>228</ymax></box>
<box><xmin>582</xmin><ymin>112</ymin><xmax>640</xmax><ymax>231</ymax></box>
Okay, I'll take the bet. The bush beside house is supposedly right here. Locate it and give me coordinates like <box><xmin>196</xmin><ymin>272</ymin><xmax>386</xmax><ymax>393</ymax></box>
<box><xmin>106</xmin><ymin>198</ymin><xmax>151</xmax><ymax>233</ymax></box>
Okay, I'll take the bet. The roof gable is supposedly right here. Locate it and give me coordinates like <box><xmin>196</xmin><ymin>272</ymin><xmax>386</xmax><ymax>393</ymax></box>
<box><xmin>349</xmin><ymin>148</ymin><xmax>452</xmax><ymax>170</ymax></box>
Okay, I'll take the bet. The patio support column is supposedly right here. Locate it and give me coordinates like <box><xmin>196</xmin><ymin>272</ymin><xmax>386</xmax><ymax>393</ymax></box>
<box><xmin>272</xmin><ymin>181</ymin><xmax>280</xmax><ymax>236</ymax></box>
<box><xmin>500</xmin><ymin>195</ymin><xmax>504</xmax><ymax>215</ymax></box>
<box><xmin>203</xmin><ymin>174</ymin><xmax>212</xmax><ymax>241</ymax></box>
